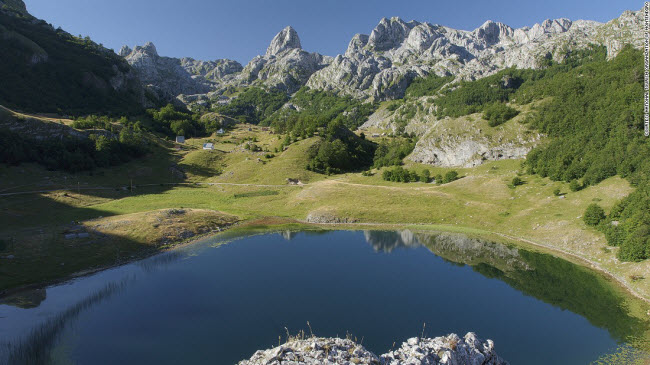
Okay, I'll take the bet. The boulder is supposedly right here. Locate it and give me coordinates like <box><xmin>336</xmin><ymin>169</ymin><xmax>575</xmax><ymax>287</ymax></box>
<box><xmin>239</xmin><ymin>333</ymin><xmax>508</xmax><ymax>365</ymax></box>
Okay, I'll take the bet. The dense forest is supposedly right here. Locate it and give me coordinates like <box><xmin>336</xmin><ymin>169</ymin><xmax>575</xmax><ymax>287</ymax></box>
<box><xmin>0</xmin><ymin>127</ymin><xmax>147</xmax><ymax>172</ymax></box>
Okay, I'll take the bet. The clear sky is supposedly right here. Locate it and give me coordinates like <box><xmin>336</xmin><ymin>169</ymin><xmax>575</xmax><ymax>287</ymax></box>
<box><xmin>25</xmin><ymin>0</ymin><xmax>642</xmax><ymax>64</ymax></box>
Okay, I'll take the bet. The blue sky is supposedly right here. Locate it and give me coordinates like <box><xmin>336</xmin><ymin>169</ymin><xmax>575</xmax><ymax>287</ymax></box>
<box><xmin>26</xmin><ymin>0</ymin><xmax>642</xmax><ymax>64</ymax></box>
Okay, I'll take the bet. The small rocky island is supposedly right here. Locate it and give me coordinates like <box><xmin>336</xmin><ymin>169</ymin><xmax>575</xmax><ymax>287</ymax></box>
<box><xmin>239</xmin><ymin>332</ymin><xmax>508</xmax><ymax>365</ymax></box>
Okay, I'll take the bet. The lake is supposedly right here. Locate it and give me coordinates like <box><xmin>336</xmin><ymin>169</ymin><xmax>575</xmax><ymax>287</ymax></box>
<box><xmin>0</xmin><ymin>230</ymin><xmax>646</xmax><ymax>364</ymax></box>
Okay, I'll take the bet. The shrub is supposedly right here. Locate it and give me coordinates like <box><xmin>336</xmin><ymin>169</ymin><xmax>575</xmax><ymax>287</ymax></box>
<box><xmin>443</xmin><ymin>170</ymin><xmax>459</xmax><ymax>184</ymax></box>
<box><xmin>483</xmin><ymin>103</ymin><xmax>520</xmax><ymax>127</ymax></box>
<box><xmin>583</xmin><ymin>204</ymin><xmax>605</xmax><ymax>226</ymax></box>
<box><xmin>511</xmin><ymin>176</ymin><xmax>524</xmax><ymax>187</ymax></box>
<box><xmin>553</xmin><ymin>188</ymin><xmax>562</xmax><ymax>196</ymax></box>
<box><xmin>434</xmin><ymin>174</ymin><xmax>443</xmax><ymax>185</ymax></box>
<box><xmin>419</xmin><ymin>169</ymin><xmax>431</xmax><ymax>183</ymax></box>
<box><xmin>382</xmin><ymin>166</ymin><xmax>421</xmax><ymax>183</ymax></box>
<box><xmin>569</xmin><ymin>180</ymin><xmax>582</xmax><ymax>192</ymax></box>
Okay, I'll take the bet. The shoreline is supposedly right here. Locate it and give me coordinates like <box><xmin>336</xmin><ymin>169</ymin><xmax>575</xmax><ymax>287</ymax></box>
<box><xmin>2</xmin><ymin>218</ymin><xmax>649</xmax><ymax>312</ymax></box>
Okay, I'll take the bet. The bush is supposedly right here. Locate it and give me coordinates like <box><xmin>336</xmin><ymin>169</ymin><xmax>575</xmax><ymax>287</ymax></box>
<box><xmin>553</xmin><ymin>188</ymin><xmax>562</xmax><ymax>196</ymax></box>
<box><xmin>569</xmin><ymin>180</ymin><xmax>583</xmax><ymax>192</ymax></box>
<box><xmin>583</xmin><ymin>204</ymin><xmax>605</xmax><ymax>226</ymax></box>
<box><xmin>511</xmin><ymin>176</ymin><xmax>524</xmax><ymax>187</ymax></box>
<box><xmin>483</xmin><ymin>103</ymin><xmax>520</xmax><ymax>127</ymax></box>
<box><xmin>419</xmin><ymin>169</ymin><xmax>431</xmax><ymax>183</ymax></box>
<box><xmin>382</xmin><ymin>166</ymin><xmax>421</xmax><ymax>183</ymax></box>
<box><xmin>434</xmin><ymin>174</ymin><xmax>443</xmax><ymax>185</ymax></box>
<box><xmin>443</xmin><ymin>170</ymin><xmax>459</xmax><ymax>184</ymax></box>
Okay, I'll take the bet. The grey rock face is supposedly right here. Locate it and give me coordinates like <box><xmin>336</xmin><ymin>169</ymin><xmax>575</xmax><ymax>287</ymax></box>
<box><xmin>231</xmin><ymin>26</ymin><xmax>331</xmax><ymax>94</ymax></box>
<box><xmin>118</xmin><ymin>45</ymin><xmax>132</xmax><ymax>57</ymax></box>
<box><xmin>307</xmin><ymin>9</ymin><xmax>643</xmax><ymax>100</ymax></box>
<box><xmin>121</xmin><ymin>41</ymin><xmax>242</xmax><ymax>100</ymax></box>
<box><xmin>180</xmin><ymin>58</ymin><xmax>243</xmax><ymax>82</ymax></box>
<box><xmin>239</xmin><ymin>333</ymin><xmax>508</xmax><ymax>365</ymax></box>
<box><xmin>267</xmin><ymin>26</ymin><xmax>302</xmax><ymax>56</ymax></box>
<box><xmin>410</xmin><ymin>138</ymin><xmax>533</xmax><ymax>168</ymax></box>
<box><xmin>121</xmin><ymin>26</ymin><xmax>329</xmax><ymax>103</ymax></box>
<box><xmin>382</xmin><ymin>333</ymin><xmax>508</xmax><ymax>365</ymax></box>
<box><xmin>118</xmin><ymin>8</ymin><xmax>642</xmax><ymax>105</ymax></box>
<box><xmin>239</xmin><ymin>337</ymin><xmax>380</xmax><ymax>365</ymax></box>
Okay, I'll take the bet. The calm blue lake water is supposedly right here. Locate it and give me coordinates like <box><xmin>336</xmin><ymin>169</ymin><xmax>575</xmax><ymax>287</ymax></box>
<box><xmin>0</xmin><ymin>230</ymin><xmax>645</xmax><ymax>364</ymax></box>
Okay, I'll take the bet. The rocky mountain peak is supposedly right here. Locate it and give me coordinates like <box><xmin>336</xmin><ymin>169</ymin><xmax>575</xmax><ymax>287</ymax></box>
<box><xmin>346</xmin><ymin>34</ymin><xmax>369</xmax><ymax>56</ymax></box>
<box><xmin>368</xmin><ymin>17</ymin><xmax>417</xmax><ymax>51</ymax></box>
<box><xmin>266</xmin><ymin>26</ymin><xmax>302</xmax><ymax>56</ymax></box>
<box><xmin>118</xmin><ymin>45</ymin><xmax>132</xmax><ymax>57</ymax></box>
<box><xmin>140</xmin><ymin>42</ymin><xmax>158</xmax><ymax>56</ymax></box>
<box><xmin>474</xmin><ymin>20</ymin><xmax>514</xmax><ymax>46</ymax></box>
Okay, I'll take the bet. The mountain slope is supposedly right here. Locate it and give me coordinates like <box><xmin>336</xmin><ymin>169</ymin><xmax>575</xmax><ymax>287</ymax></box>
<box><xmin>0</xmin><ymin>2</ymin><xmax>146</xmax><ymax>115</ymax></box>
<box><xmin>307</xmin><ymin>9</ymin><xmax>643</xmax><ymax>100</ymax></box>
<box><xmin>122</xmin><ymin>26</ymin><xmax>331</xmax><ymax>104</ymax></box>
<box><xmin>118</xmin><ymin>8</ymin><xmax>642</xmax><ymax>107</ymax></box>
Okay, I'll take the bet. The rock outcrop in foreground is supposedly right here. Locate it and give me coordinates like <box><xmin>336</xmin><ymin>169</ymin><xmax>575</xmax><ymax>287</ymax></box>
<box><xmin>239</xmin><ymin>332</ymin><xmax>508</xmax><ymax>365</ymax></box>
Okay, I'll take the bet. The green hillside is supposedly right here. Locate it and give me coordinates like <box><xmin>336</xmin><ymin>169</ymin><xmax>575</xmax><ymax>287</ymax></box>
<box><xmin>0</xmin><ymin>8</ymin><xmax>145</xmax><ymax>115</ymax></box>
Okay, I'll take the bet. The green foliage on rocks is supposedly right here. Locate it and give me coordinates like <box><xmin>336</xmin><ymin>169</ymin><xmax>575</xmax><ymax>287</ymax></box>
<box><xmin>214</xmin><ymin>87</ymin><xmax>288</xmax><ymax>125</ymax></box>
<box><xmin>269</xmin><ymin>88</ymin><xmax>378</xmax><ymax>135</ymax></box>
<box><xmin>483</xmin><ymin>103</ymin><xmax>519</xmax><ymax>127</ymax></box>
<box><xmin>372</xmin><ymin>138</ymin><xmax>417</xmax><ymax>168</ymax></box>
<box><xmin>405</xmin><ymin>73</ymin><xmax>453</xmax><ymax>99</ymax></box>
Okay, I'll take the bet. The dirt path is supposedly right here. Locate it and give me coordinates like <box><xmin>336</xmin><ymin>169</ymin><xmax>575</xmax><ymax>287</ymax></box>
<box><xmin>0</xmin><ymin>104</ymin><xmax>74</xmax><ymax>125</ymax></box>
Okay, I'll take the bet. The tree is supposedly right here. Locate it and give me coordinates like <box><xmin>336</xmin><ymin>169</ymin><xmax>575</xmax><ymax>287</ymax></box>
<box><xmin>443</xmin><ymin>170</ymin><xmax>459</xmax><ymax>184</ymax></box>
<box><xmin>483</xmin><ymin>103</ymin><xmax>519</xmax><ymax>127</ymax></box>
<box><xmin>419</xmin><ymin>169</ymin><xmax>431</xmax><ymax>183</ymax></box>
<box><xmin>569</xmin><ymin>180</ymin><xmax>582</xmax><ymax>192</ymax></box>
<box><xmin>583</xmin><ymin>204</ymin><xmax>605</xmax><ymax>226</ymax></box>
<box><xmin>434</xmin><ymin>174</ymin><xmax>443</xmax><ymax>185</ymax></box>
<box><xmin>618</xmin><ymin>225</ymin><xmax>650</xmax><ymax>261</ymax></box>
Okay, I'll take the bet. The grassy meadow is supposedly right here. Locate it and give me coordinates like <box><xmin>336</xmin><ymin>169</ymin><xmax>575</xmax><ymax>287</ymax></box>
<box><xmin>0</xmin><ymin>124</ymin><xmax>649</xmax><ymax>318</ymax></box>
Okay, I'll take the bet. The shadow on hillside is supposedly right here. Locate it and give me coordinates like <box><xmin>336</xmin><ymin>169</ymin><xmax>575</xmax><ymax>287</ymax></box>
<box><xmin>0</xmin><ymin>138</ymin><xmax>219</xmax><ymax>295</ymax></box>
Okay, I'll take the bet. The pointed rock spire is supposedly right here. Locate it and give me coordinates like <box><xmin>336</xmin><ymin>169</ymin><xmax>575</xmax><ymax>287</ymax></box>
<box><xmin>118</xmin><ymin>45</ymin><xmax>132</xmax><ymax>57</ymax></box>
<box><xmin>266</xmin><ymin>26</ymin><xmax>302</xmax><ymax>56</ymax></box>
<box><xmin>141</xmin><ymin>42</ymin><xmax>158</xmax><ymax>56</ymax></box>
